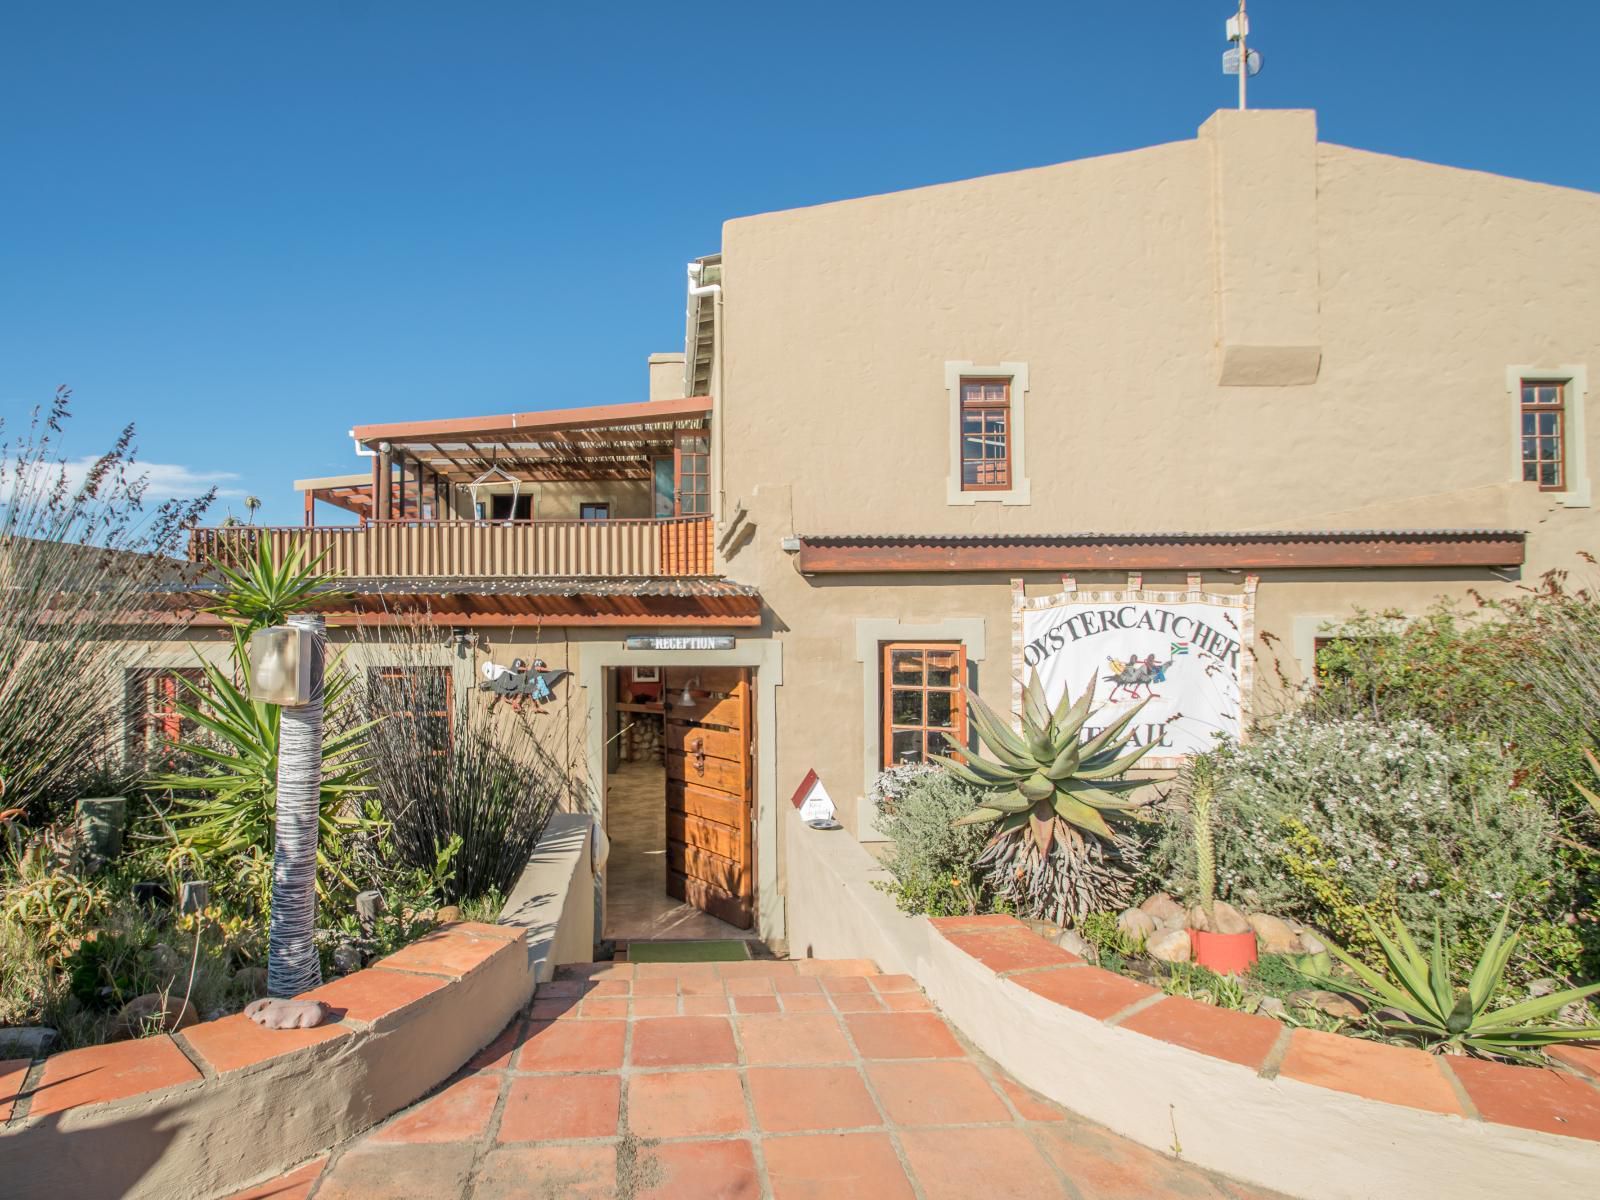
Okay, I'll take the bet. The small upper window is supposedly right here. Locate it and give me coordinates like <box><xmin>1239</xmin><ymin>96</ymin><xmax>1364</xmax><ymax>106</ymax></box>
<box><xmin>1521</xmin><ymin>380</ymin><xmax>1566</xmax><ymax>491</ymax></box>
<box><xmin>960</xmin><ymin>379</ymin><xmax>1011</xmax><ymax>491</ymax></box>
<box><xmin>676</xmin><ymin>433</ymin><xmax>710</xmax><ymax>515</ymax></box>
<box><xmin>580</xmin><ymin>503</ymin><xmax>610</xmax><ymax>521</ymax></box>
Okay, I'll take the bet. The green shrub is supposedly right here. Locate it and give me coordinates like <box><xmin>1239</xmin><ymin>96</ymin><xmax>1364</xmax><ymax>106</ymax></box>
<box><xmin>1147</xmin><ymin>717</ymin><xmax>1565</xmax><ymax>982</ymax></box>
<box><xmin>876</xmin><ymin>769</ymin><xmax>993</xmax><ymax>917</ymax></box>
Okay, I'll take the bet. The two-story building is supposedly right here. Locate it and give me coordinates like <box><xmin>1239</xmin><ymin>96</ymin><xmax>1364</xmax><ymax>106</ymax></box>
<box><xmin>150</xmin><ymin>108</ymin><xmax>1598</xmax><ymax>951</ymax></box>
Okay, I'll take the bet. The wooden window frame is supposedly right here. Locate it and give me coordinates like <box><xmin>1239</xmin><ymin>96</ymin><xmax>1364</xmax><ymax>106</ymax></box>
<box><xmin>124</xmin><ymin>667</ymin><xmax>204</xmax><ymax>763</ymax></box>
<box><xmin>368</xmin><ymin>665</ymin><xmax>454</xmax><ymax>753</ymax></box>
<box><xmin>958</xmin><ymin>377</ymin><xmax>1012</xmax><ymax>493</ymax></box>
<box><xmin>880</xmin><ymin>641</ymin><xmax>968</xmax><ymax>769</ymax></box>
<box><xmin>1520</xmin><ymin>379</ymin><xmax>1567</xmax><ymax>492</ymax></box>
<box><xmin>673</xmin><ymin>429</ymin><xmax>711</xmax><ymax>517</ymax></box>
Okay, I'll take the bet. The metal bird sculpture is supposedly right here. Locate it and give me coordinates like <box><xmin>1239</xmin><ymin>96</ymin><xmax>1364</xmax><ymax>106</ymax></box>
<box><xmin>479</xmin><ymin>658</ymin><xmax>569</xmax><ymax>712</ymax></box>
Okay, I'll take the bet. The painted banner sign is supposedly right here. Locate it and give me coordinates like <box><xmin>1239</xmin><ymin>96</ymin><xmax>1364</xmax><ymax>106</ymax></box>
<box><xmin>1012</xmin><ymin>579</ymin><xmax>1255</xmax><ymax>769</ymax></box>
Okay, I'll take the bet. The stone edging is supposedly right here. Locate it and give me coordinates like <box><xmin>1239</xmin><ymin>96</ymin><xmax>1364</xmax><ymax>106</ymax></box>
<box><xmin>0</xmin><ymin>812</ymin><xmax>596</xmax><ymax>1200</ymax></box>
<box><xmin>929</xmin><ymin>914</ymin><xmax>1600</xmax><ymax>1142</ymax></box>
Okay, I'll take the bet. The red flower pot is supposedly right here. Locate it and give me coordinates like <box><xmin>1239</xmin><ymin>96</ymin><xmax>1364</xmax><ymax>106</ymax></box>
<box><xmin>1191</xmin><ymin>929</ymin><xmax>1258</xmax><ymax>974</ymax></box>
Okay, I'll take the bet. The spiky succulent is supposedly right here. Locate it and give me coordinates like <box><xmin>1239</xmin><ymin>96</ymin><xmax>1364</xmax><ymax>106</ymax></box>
<box><xmin>934</xmin><ymin>670</ymin><xmax>1152</xmax><ymax>858</ymax></box>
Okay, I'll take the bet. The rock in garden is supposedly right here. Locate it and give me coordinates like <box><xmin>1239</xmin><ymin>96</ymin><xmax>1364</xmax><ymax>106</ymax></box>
<box><xmin>150</xmin><ymin>943</ymin><xmax>185</xmax><ymax>978</ymax></box>
<box><xmin>1147</xmin><ymin>928</ymin><xmax>1192</xmax><ymax>964</ymax></box>
<box><xmin>332</xmin><ymin>944</ymin><xmax>364</xmax><ymax>974</ymax></box>
<box><xmin>113</xmin><ymin>994</ymin><xmax>199</xmax><ymax>1040</ymax></box>
<box><xmin>1527</xmin><ymin>978</ymin><xmax>1559</xmax><ymax>998</ymax></box>
<box><xmin>1139</xmin><ymin>893</ymin><xmax>1184</xmax><ymax>924</ymax></box>
<box><xmin>1116</xmin><ymin>907</ymin><xmax>1156</xmax><ymax>944</ymax></box>
<box><xmin>1055</xmin><ymin>929</ymin><xmax>1097</xmax><ymax>962</ymax></box>
<box><xmin>1254</xmin><ymin>997</ymin><xmax>1288</xmax><ymax>1018</ymax></box>
<box><xmin>435</xmin><ymin>905</ymin><xmax>461</xmax><ymax>924</ymax></box>
<box><xmin>233</xmin><ymin>967</ymin><xmax>269</xmax><ymax>998</ymax></box>
<box><xmin>1210</xmin><ymin>902</ymin><xmax>1251</xmax><ymax>935</ymax></box>
<box><xmin>1298</xmin><ymin>930</ymin><xmax>1330</xmax><ymax>956</ymax></box>
<box><xmin>1247</xmin><ymin>913</ymin><xmax>1299</xmax><ymax>955</ymax></box>
<box><xmin>1560</xmin><ymin>1000</ymin><xmax>1595</xmax><ymax>1027</ymax></box>
<box><xmin>0</xmin><ymin>1027</ymin><xmax>57</xmax><ymax>1058</ymax></box>
<box><xmin>1288</xmin><ymin>989</ymin><xmax>1363</xmax><ymax>1021</ymax></box>
<box><xmin>1121</xmin><ymin>959</ymin><xmax>1169</xmax><ymax>987</ymax></box>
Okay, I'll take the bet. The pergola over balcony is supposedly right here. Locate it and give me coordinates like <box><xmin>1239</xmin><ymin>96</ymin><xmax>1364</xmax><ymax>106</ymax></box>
<box><xmin>190</xmin><ymin>396</ymin><xmax>717</xmax><ymax>580</ymax></box>
<box><xmin>320</xmin><ymin>394</ymin><xmax>713</xmax><ymax>523</ymax></box>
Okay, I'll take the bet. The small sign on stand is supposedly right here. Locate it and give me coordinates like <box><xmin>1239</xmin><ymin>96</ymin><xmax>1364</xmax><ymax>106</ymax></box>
<box><xmin>789</xmin><ymin>768</ymin><xmax>839</xmax><ymax>828</ymax></box>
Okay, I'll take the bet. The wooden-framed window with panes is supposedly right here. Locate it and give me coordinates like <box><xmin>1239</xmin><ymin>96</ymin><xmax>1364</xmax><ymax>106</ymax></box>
<box><xmin>1521</xmin><ymin>380</ymin><xmax>1567</xmax><ymax>491</ymax></box>
<box><xmin>124</xmin><ymin>667</ymin><xmax>204</xmax><ymax>764</ymax></box>
<box><xmin>881</xmin><ymin>642</ymin><xmax>967</xmax><ymax>768</ymax></box>
<box><xmin>675</xmin><ymin>431</ymin><xmax>710</xmax><ymax>516</ymax></box>
<box><xmin>368</xmin><ymin>666</ymin><xmax>453</xmax><ymax>754</ymax></box>
<box><xmin>959</xmin><ymin>378</ymin><xmax>1011</xmax><ymax>491</ymax></box>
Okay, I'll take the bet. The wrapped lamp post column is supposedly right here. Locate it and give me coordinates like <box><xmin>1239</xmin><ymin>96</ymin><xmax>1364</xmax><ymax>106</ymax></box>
<box><xmin>249</xmin><ymin>612</ymin><xmax>327</xmax><ymax>998</ymax></box>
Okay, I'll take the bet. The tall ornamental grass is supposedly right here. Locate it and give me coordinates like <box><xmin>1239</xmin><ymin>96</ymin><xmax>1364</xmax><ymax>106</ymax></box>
<box><xmin>0</xmin><ymin>390</ymin><xmax>211</xmax><ymax>820</ymax></box>
<box><xmin>353</xmin><ymin>617</ymin><xmax>580</xmax><ymax>902</ymax></box>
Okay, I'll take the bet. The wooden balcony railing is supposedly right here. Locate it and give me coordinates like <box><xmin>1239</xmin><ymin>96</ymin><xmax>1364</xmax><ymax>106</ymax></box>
<box><xmin>188</xmin><ymin>517</ymin><xmax>716</xmax><ymax>578</ymax></box>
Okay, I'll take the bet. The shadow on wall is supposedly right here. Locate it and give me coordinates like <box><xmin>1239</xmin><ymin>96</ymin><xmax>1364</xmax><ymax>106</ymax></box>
<box><xmin>6</xmin><ymin>1101</ymin><xmax>187</xmax><ymax>1200</ymax></box>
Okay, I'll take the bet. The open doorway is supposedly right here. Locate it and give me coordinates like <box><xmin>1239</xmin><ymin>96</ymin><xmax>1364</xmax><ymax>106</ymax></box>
<box><xmin>604</xmin><ymin>665</ymin><xmax>756</xmax><ymax>942</ymax></box>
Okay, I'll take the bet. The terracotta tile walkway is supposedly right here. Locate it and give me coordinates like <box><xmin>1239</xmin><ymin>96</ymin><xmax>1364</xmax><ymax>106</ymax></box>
<box><xmin>231</xmin><ymin>959</ymin><xmax>1287</xmax><ymax>1200</ymax></box>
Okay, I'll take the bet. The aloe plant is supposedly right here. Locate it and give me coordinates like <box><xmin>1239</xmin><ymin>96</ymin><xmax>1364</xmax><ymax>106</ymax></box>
<box><xmin>1300</xmin><ymin>907</ymin><xmax>1600</xmax><ymax>1063</ymax></box>
<box><xmin>934</xmin><ymin>670</ymin><xmax>1152</xmax><ymax>922</ymax></box>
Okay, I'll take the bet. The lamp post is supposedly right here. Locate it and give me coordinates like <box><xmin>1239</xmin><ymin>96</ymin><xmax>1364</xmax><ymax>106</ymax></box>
<box><xmin>249</xmin><ymin>612</ymin><xmax>327</xmax><ymax>998</ymax></box>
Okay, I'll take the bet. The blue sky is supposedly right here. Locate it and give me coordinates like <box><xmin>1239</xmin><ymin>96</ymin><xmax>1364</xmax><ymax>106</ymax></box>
<box><xmin>3</xmin><ymin>2</ymin><xmax>1596</xmax><ymax>525</ymax></box>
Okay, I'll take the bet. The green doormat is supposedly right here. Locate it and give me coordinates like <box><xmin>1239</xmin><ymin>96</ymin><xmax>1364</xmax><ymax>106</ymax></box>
<box><xmin>625</xmin><ymin>940</ymin><xmax>752</xmax><ymax>963</ymax></box>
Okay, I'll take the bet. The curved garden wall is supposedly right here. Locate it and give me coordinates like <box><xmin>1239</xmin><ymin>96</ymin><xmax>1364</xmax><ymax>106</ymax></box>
<box><xmin>0</xmin><ymin>812</ymin><xmax>593</xmax><ymax>1200</ymax></box>
<box><xmin>784</xmin><ymin>805</ymin><xmax>1600</xmax><ymax>1199</ymax></box>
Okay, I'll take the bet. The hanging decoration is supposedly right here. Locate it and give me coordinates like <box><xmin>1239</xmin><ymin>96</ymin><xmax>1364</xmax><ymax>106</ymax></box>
<box><xmin>479</xmin><ymin>657</ymin><xmax>569</xmax><ymax>712</ymax></box>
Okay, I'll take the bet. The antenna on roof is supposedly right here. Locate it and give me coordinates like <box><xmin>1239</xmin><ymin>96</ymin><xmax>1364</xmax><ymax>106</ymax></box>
<box><xmin>1222</xmin><ymin>0</ymin><xmax>1262</xmax><ymax>110</ymax></box>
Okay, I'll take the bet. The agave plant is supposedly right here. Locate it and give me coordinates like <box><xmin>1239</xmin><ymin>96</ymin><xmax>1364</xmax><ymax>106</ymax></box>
<box><xmin>1300</xmin><ymin>907</ymin><xmax>1600</xmax><ymax>1063</ymax></box>
<box><xmin>934</xmin><ymin>671</ymin><xmax>1153</xmax><ymax>923</ymax></box>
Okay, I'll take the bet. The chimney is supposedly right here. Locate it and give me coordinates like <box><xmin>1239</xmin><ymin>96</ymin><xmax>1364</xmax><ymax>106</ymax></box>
<box><xmin>1199</xmin><ymin>109</ymin><xmax>1322</xmax><ymax>386</ymax></box>
<box><xmin>648</xmin><ymin>352</ymin><xmax>687</xmax><ymax>401</ymax></box>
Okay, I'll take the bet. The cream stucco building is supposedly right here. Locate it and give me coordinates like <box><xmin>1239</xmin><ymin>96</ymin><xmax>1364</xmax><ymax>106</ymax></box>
<box><xmin>144</xmin><ymin>108</ymin><xmax>1598</xmax><ymax>950</ymax></box>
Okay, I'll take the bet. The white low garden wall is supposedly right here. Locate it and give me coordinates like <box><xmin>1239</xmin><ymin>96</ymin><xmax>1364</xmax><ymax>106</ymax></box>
<box><xmin>784</xmin><ymin>805</ymin><xmax>1600</xmax><ymax>1200</ymax></box>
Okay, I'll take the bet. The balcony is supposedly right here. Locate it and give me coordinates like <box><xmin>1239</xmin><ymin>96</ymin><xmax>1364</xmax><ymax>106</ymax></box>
<box><xmin>188</xmin><ymin>516</ymin><xmax>716</xmax><ymax>579</ymax></box>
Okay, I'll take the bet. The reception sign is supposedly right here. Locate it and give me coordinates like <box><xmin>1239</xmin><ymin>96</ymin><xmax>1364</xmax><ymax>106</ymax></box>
<box><xmin>1012</xmin><ymin>579</ymin><xmax>1255</xmax><ymax>768</ymax></box>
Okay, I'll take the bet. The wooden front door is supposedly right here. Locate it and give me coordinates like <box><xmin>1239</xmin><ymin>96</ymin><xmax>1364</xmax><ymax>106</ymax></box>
<box><xmin>662</xmin><ymin>666</ymin><xmax>754</xmax><ymax>929</ymax></box>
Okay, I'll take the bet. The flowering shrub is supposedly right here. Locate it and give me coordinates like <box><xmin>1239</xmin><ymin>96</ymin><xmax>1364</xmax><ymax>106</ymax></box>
<box><xmin>1148</xmin><ymin>717</ymin><xmax>1567</xmax><ymax>980</ymax></box>
<box><xmin>875</xmin><ymin>768</ymin><xmax>993</xmax><ymax>917</ymax></box>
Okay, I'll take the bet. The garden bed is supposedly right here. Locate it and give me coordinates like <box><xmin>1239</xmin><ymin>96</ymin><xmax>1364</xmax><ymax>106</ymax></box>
<box><xmin>786</xmin><ymin>802</ymin><xmax>1600</xmax><ymax>1200</ymax></box>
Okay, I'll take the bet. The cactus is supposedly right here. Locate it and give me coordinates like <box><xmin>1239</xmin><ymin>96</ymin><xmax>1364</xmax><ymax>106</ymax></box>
<box><xmin>1191</xmin><ymin>777</ymin><xmax>1217</xmax><ymax>924</ymax></box>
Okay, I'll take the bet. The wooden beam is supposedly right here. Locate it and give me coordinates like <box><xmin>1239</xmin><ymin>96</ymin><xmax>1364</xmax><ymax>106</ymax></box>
<box><xmin>352</xmin><ymin>394</ymin><xmax>712</xmax><ymax>445</ymax></box>
<box><xmin>122</xmin><ymin>607</ymin><xmax>760</xmax><ymax>629</ymax></box>
<box><xmin>795</xmin><ymin>534</ymin><xmax>1527</xmax><ymax>573</ymax></box>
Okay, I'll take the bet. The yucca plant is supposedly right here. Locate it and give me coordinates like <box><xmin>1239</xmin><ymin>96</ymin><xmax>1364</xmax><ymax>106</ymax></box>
<box><xmin>1300</xmin><ymin>907</ymin><xmax>1600</xmax><ymax>1063</ymax></box>
<box><xmin>934</xmin><ymin>670</ymin><xmax>1152</xmax><ymax>923</ymax></box>
<box><xmin>203</xmin><ymin>539</ymin><xmax>342</xmax><ymax>638</ymax></box>
<box><xmin>150</xmin><ymin>654</ymin><xmax>377</xmax><ymax>908</ymax></box>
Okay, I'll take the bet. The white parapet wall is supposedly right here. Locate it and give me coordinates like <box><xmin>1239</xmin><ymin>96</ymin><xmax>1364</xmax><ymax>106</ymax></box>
<box><xmin>784</xmin><ymin>804</ymin><xmax>1600</xmax><ymax>1200</ymax></box>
